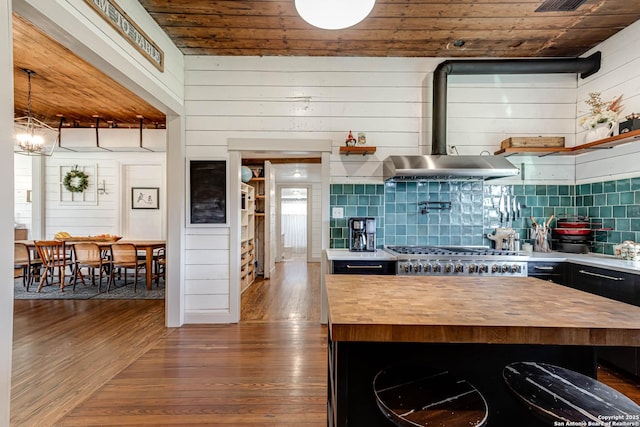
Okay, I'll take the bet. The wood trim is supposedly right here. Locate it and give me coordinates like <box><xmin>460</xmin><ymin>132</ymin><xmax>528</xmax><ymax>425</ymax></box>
<box><xmin>339</xmin><ymin>146</ymin><xmax>377</xmax><ymax>156</ymax></box>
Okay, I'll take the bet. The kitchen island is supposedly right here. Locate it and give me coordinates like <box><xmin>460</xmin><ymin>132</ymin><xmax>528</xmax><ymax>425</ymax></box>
<box><xmin>326</xmin><ymin>275</ymin><xmax>640</xmax><ymax>426</ymax></box>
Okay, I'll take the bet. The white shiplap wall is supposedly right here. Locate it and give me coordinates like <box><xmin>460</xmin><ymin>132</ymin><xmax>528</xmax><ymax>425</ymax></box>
<box><xmin>576</xmin><ymin>20</ymin><xmax>640</xmax><ymax>183</ymax></box>
<box><xmin>183</xmin><ymin>55</ymin><xmax>583</xmax><ymax>321</ymax></box>
<box><xmin>311</xmin><ymin>182</ymin><xmax>321</xmax><ymax>261</ymax></box>
<box><xmin>14</xmin><ymin>155</ymin><xmax>32</xmax><ymax>236</ymax></box>
<box><xmin>43</xmin><ymin>151</ymin><xmax>165</xmax><ymax>239</ymax></box>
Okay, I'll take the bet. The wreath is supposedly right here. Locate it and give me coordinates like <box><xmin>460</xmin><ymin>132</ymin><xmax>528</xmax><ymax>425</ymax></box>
<box><xmin>63</xmin><ymin>168</ymin><xmax>89</xmax><ymax>193</ymax></box>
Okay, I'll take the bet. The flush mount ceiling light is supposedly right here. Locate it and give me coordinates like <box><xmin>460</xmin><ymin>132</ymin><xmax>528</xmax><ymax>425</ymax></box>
<box><xmin>14</xmin><ymin>69</ymin><xmax>58</xmax><ymax>156</ymax></box>
<box><xmin>295</xmin><ymin>0</ymin><xmax>376</xmax><ymax>30</ymax></box>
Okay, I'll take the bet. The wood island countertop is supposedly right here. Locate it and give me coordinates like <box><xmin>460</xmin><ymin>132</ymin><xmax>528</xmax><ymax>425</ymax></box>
<box><xmin>326</xmin><ymin>275</ymin><xmax>640</xmax><ymax>347</ymax></box>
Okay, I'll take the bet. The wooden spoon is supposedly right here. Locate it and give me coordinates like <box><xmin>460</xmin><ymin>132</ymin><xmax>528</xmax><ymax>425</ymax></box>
<box><xmin>546</xmin><ymin>214</ymin><xmax>554</xmax><ymax>228</ymax></box>
<box><xmin>530</xmin><ymin>216</ymin><xmax>538</xmax><ymax>227</ymax></box>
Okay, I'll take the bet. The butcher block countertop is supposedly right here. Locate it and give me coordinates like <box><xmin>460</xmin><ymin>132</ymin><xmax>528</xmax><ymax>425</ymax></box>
<box><xmin>326</xmin><ymin>275</ymin><xmax>640</xmax><ymax>347</ymax></box>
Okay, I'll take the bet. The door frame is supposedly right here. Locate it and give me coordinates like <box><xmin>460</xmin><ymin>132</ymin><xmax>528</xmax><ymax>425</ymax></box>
<box><xmin>276</xmin><ymin>184</ymin><xmax>312</xmax><ymax>262</ymax></box>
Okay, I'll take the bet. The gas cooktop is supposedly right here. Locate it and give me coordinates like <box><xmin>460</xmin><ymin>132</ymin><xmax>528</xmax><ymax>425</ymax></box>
<box><xmin>385</xmin><ymin>245</ymin><xmax>519</xmax><ymax>257</ymax></box>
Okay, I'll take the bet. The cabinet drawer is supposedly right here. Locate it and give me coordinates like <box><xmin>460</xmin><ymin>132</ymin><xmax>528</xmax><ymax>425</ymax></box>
<box><xmin>527</xmin><ymin>261</ymin><xmax>567</xmax><ymax>284</ymax></box>
<box><xmin>569</xmin><ymin>265</ymin><xmax>638</xmax><ymax>306</ymax></box>
<box><xmin>332</xmin><ymin>260</ymin><xmax>396</xmax><ymax>275</ymax></box>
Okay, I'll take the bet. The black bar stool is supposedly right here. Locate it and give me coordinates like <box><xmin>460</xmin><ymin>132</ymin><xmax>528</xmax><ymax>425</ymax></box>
<box><xmin>503</xmin><ymin>361</ymin><xmax>640</xmax><ymax>424</ymax></box>
<box><xmin>374</xmin><ymin>365</ymin><xmax>488</xmax><ymax>426</ymax></box>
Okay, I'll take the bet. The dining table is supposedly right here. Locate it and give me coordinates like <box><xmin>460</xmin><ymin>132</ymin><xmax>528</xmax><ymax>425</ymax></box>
<box><xmin>16</xmin><ymin>239</ymin><xmax>166</xmax><ymax>291</ymax></box>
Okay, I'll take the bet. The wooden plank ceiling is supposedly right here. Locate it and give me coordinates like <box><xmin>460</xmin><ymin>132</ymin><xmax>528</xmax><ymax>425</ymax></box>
<box><xmin>139</xmin><ymin>0</ymin><xmax>640</xmax><ymax>57</ymax></box>
<box><xmin>13</xmin><ymin>1</ymin><xmax>640</xmax><ymax>128</ymax></box>
<box><xmin>12</xmin><ymin>15</ymin><xmax>165</xmax><ymax>129</ymax></box>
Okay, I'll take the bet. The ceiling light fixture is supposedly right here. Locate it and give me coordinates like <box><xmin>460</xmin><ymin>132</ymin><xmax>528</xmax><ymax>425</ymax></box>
<box><xmin>293</xmin><ymin>170</ymin><xmax>302</xmax><ymax>178</ymax></box>
<box><xmin>295</xmin><ymin>0</ymin><xmax>376</xmax><ymax>30</ymax></box>
<box><xmin>14</xmin><ymin>69</ymin><xmax>58</xmax><ymax>156</ymax></box>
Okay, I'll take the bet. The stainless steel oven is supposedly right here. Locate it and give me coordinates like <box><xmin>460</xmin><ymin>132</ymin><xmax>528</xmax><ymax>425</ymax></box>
<box><xmin>384</xmin><ymin>245</ymin><xmax>527</xmax><ymax>277</ymax></box>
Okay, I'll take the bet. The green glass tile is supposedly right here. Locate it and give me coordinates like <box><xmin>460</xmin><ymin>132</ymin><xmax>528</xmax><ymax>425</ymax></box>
<box><xmin>593</xmin><ymin>194</ymin><xmax>606</xmax><ymax>206</ymax></box>
<box><xmin>396</xmin><ymin>203</ymin><xmax>407</xmax><ymax>214</ymax></box>
<box><xmin>524</xmin><ymin>185</ymin><xmax>536</xmax><ymax>195</ymax></box>
<box><xmin>385</xmin><ymin>192</ymin><xmax>395</xmax><ymax>203</ymax></box>
<box><xmin>395</xmin><ymin>182</ymin><xmax>406</xmax><ymax>192</ymax></box>
<box><xmin>577</xmin><ymin>207</ymin><xmax>588</xmax><ymax>216</ymax></box>
<box><xmin>591</xmin><ymin>182</ymin><xmax>603</xmax><ymax>194</ymax></box>
<box><xmin>535</xmin><ymin>185</ymin><xmax>547</xmax><ymax>195</ymax></box>
<box><xmin>621</xmin><ymin>192</ymin><xmax>635</xmax><ymax>205</ymax></box>
<box><xmin>396</xmin><ymin>192</ymin><xmax>407</xmax><ymax>203</ymax></box>
<box><xmin>348</xmin><ymin>195</ymin><xmax>359</xmax><ymax>205</ymax></box>
<box><xmin>330</xmin><ymin>184</ymin><xmax>342</xmax><ymax>195</ymax></box>
<box><xmin>357</xmin><ymin>206</ymin><xmax>367</xmax><ymax>216</ymax></box>
<box><xmin>609</xmin><ymin>231</ymin><xmax>621</xmax><ymax>243</ymax></box>
<box><xmin>607</xmin><ymin>193</ymin><xmax>620</xmax><ymax>205</ymax></box>
<box><xmin>603</xmin><ymin>218</ymin><xmax>615</xmax><ymax>229</ymax></box>
<box><xmin>616</xmin><ymin>219</ymin><xmax>631</xmax><ymax>231</ymax></box>
<box><xmin>575</xmin><ymin>196</ymin><xmax>583</xmax><ymax>207</ymax></box>
<box><xmin>331</xmin><ymin>228</ymin><xmax>342</xmax><ymax>238</ymax></box>
<box><xmin>407</xmin><ymin>213</ymin><xmax>418</xmax><ymax>225</ymax></box>
<box><xmin>543</xmin><ymin>207</ymin><xmax>554</xmax><ymax>217</ymax></box>
<box><xmin>613</xmin><ymin>206</ymin><xmax>626</xmax><ymax>217</ymax></box>
<box><xmin>369</xmin><ymin>195</ymin><xmax>381</xmax><ymax>205</ymax></box>
<box><xmin>395</xmin><ymin>224</ymin><xmax>406</xmax><ymax>235</ymax></box>
<box><xmin>345</xmin><ymin>206</ymin><xmax>357</xmax><ymax>216</ymax></box>
<box><xmin>377</xmin><ymin>184</ymin><xmax>385</xmax><ymax>195</ymax></box>
<box><xmin>560</xmin><ymin>196</ymin><xmax>573</xmax><ymax>207</ymax></box>
<box><xmin>635</xmin><ymin>191</ymin><xmax>640</xmax><ymax>204</ymax></box>
<box><xmin>631</xmin><ymin>219</ymin><xmax>640</xmax><ymax>231</ymax></box>
<box><xmin>354</xmin><ymin>184</ymin><xmax>365</xmax><ymax>194</ymax></box>
<box><xmin>532</xmin><ymin>207</ymin><xmax>544</xmax><ymax>217</ymax></box>
<box><xmin>617</xmin><ymin>179</ymin><xmax>631</xmax><ymax>192</ymax></box>
<box><xmin>365</xmin><ymin>184</ymin><xmax>376</xmax><ymax>195</ymax></box>
<box><xmin>620</xmin><ymin>232</ymin><xmax>636</xmax><ymax>242</ymax></box>
<box><xmin>356</xmin><ymin>195</ymin><xmax>368</xmax><ymax>205</ymax></box>
<box><xmin>627</xmin><ymin>205</ymin><xmax>640</xmax><ymax>218</ymax></box>
<box><xmin>600</xmin><ymin>206</ymin><xmax>612</xmax><ymax>218</ymax></box>
<box><xmin>513</xmin><ymin>185</ymin><xmax>524</xmax><ymax>195</ymax></box>
<box><xmin>343</xmin><ymin>184</ymin><xmax>354</xmax><ymax>194</ymax></box>
<box><xmin>526</xmin><ymin>196</ymin><xmax>537</xmax><ymax>207</ymax></box>
<box><xmin>580</xmin><ymin>183</ymin><xmax>591</xmax><ymax>195</ymax></box>
<box><xmin>558</xmin><ymin>185</ymin><xmax>570</xmax><ymax>196</ymax></box>
<box><xmin>537</xmin><ymin>196</ymin><xmax>549</xmax><ymax>206</ymax></box>
<box><xmin>337</xmin><ymin>195</ymin><xmax>348</xmax><ymax>205</ymax></box>
<box><xmin>603</xmin><ymin>180</ymin><xmax>616</xmax><ymax>193</ymax></box>
<box><xmin>631</xmin><ymin>177</ymin><xmax>640</xmax><ymax>191</ymax></box>
<box><xmin>588</xmin><ymin>207</ymin><xmax>600</xmax><ymax>218</ymax></box>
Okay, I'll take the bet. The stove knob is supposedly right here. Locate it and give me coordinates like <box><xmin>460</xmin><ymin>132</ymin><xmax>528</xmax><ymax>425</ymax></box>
<box><xmin>403</xmin><ymin>263</ymin><xmax>411</xmax><ymax>273</ymax></box>
<box><xmin>455</xmin><ymin>264</ymin><xmax>464</xmax><ymax>273</ymax></box>
<box><xmin>444</xmin><ymin>264</ymin><xmax>453</xmax><ymax>273</ymax></box>
<box><xmin>414</xmin><ymin>263</ymin><xmax>421</xmax><ymax>273</ymax></box>
<box><xmin>501</xmin><ymin>264</ymin><xmax>509</xmax><ymax>273</ymax></box>
<box><xmin>423</xmin><ymin>264</ymin><xmax>432</xmax><ymax>272</ymax></box>
<box><xmin>511</xmin><ymin>264</ymin><xmax>521</xmax><ymax>273</ymax></box>
<box><xmin>468</xmin><ymin>264</ymin><xmax>477</xmax><ymax>273</ymax></box>
<box><xmin>479</xmin><ymin>264</ymin><xmax>488</xmax><ymax>273</ymax></box>
<box><xmin>491</xmin><ymin>264</ymin><xmax>499</xmax><ymax>273</ymax></box>
<box><xmin>432</xmin><ymin>263</ymin><xmax>442</xmax><ymax>273</ymax></box>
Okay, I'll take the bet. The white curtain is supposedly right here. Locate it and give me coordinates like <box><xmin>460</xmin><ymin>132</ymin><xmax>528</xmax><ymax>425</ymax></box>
<box><xmin>281</xmin><ymin>197</ymin><xmax>307</xmax><ymax>257</ymax></box>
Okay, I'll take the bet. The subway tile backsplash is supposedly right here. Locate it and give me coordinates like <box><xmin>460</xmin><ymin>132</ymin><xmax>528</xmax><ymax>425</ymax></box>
<box><xmin>330</xmin><ymin>178</ymin><xmax>640</xmax><ymax>255</ymax></box>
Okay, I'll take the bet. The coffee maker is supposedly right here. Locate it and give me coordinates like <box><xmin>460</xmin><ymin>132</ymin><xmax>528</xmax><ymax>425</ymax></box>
<box><xmin>348</xmin><ymin>217</ymin><xmax>376</xmax><ymax>252</ymax></box>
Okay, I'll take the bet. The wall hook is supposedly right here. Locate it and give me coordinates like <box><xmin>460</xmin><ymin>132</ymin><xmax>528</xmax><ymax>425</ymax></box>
<box><xmin>97</xmin><ymin>179</ymin><xmax>108</xmax><ymax>195</ymax></box>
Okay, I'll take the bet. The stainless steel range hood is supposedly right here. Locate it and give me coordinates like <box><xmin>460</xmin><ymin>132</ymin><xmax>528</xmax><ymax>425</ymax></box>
<box><xmin>383</xmin><ymin>155</ymin><xmax>520</xmax><ymax>181</ymax></box>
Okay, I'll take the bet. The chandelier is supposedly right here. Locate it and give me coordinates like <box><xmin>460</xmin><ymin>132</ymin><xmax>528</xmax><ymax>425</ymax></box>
<box><xmin>14</xmin><ymin>69</ymin><xmax>58</xmax><ymax>156</ymax></box>
<box><xmin>295</xmin><ymin>0</ymin><xmax>376</xmax><ymax>30</ymax></box>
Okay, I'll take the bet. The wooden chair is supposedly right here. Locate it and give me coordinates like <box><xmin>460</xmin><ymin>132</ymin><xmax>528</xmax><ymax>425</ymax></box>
<box><xmin>34</xmin><ymin>240</ymin><xmax>69</xmax><ymax>292</ymax></box>
<box><xmin>154</xmin><ymin>247</ymin><xmax>166</xmax><ymax>286</ymax></box>
<box><xmin>109</xmin><ymin>243</ymin><xmax>145</xmax><ymax>292</ymax></box>
<box><xmin>14</xmin><ymin>242</ymin><xmax>42</xmax><ymax>292</ymax></box>
<box><xmin>71</xmin><ymin>243</ymin><xmax>112</xmax><ymax>292</ymax></box>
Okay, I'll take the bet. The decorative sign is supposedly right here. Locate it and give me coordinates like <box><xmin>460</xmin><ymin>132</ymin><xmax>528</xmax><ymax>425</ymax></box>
<box><xmin>188</xmin><ymin>160</ymin><xmax>228</xmax><ymax>226</ymax></box>
<box><xmin>84</xmin><ymin>0</ymin><xmax>164</xmax><ymax>71</ymax></box>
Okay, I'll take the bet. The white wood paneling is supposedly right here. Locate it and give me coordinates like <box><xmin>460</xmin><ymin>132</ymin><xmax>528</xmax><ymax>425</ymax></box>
<box><xmin>576</xmin><ymin>20</ymin><xmax>640</xmax><ymax>183</ymax></box>
<box><xmin>311</xmin><ymin>183</ymin><xmax>321</xmax><ymax>261</ymax></box>
<box><xmin>14</xmin><ymin>155</ymin><xmax>32</xmax><ymax>236</ymax></box>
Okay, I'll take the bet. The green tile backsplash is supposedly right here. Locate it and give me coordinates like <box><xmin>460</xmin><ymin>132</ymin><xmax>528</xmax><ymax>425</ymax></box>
<box><xmin>330</xmin><ymin>177</ymin><xmax>640</xmax><ymax>255</ymax></box>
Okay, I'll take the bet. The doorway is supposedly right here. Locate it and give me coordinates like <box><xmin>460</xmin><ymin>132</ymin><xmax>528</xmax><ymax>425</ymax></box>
<box><xmin>279</xmin><ymin>187</ymin><xmax>309</xmax><ymax>261</ymax></box>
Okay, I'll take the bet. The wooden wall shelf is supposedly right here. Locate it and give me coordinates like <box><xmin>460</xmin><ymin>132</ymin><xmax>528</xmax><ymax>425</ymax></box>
<box><xmin>495</xmin><ymin>129</ymin><xmax>640</xmax><ymax>157</ymax></box>
<box><xmin>339</xmin><ymin>146</ymin><xmax>376</xmax><ymax>156</ymax></box>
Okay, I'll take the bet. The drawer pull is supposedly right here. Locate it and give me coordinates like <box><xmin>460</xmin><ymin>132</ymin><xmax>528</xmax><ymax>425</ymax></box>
<box><xmin>578</xmin><ymin>270</ymin><xmax>624</xmax><ymax>281</ymax></box>
<box><xmin>534</xmin><ymin>266</ymin><xmax>554</xmax><ymax>271</ymax></box>
<box><xmin>346</xmin><ymin>264</ymin><xmax>383</xmax><ymax>269</ymax></box>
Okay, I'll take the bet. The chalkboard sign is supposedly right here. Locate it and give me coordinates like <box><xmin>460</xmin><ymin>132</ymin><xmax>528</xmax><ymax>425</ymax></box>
<box><xmin>188</xmin><ymin>160</ymin><xmax>227</xmax><ymax>225</ymax></box>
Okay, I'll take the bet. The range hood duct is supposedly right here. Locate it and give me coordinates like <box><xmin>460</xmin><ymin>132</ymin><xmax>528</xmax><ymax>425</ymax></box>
<box><xmin>432</xmin><ymin>51</ymin><xmax>601</xmax><ymax>156</ymax></box>
<box><xmin>383</xmin><ymin>53</ymin><xmax>602</xmax><ymax>181</ymax></box>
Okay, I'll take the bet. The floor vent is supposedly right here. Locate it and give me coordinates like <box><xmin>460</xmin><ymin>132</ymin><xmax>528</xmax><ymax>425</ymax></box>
<box><xmin>535</xmin><ymin>0</ymin><xmax>588</xmax><ymax>12</ymax></box>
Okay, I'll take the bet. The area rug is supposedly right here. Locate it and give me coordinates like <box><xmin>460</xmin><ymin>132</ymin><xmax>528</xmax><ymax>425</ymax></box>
<box><xmin>14</xmin><ymin>277</ymin><xmax>164</xmax><ymax>300</ymax></box>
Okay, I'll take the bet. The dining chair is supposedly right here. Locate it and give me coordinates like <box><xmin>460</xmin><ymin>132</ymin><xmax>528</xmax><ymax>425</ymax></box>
<box><xmin>109</xmin><ymin>243</ymin><xmax>145</xmax><ymax>292</ymax></box>
<box><xmin>154</xmin><ymin>247</ymin><xmax>166</xmax><ymax>286</ymax></box>
<box><xmin>71</xmin><ymin>242</ymin><xmax>112</xmax><ymax>292</ymax></box>
<box><xmin>34</xmin><ymin>240</ymin><xmax>69</xmax><ymax>292</ymax></box>
<box><xmin>14</xmin><ymin>242</ymin><xmax>42</xmax><ymax>292</ymax></box>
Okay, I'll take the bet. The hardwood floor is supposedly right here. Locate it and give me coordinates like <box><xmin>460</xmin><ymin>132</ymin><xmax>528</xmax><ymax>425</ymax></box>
<box><xmin>12</xmin><ymin>261</ymin><xmax>326</xmax><ymax>426</ymax></box>
<box><xmin>11</xmin><ymin>261</ymin><xmax>640</xmax><ymax>426</ymax></box>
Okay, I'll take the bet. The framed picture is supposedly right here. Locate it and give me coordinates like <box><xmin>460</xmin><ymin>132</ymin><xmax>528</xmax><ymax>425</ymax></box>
<box><xmin>132</xmin><ymin>187</ymin><xmax>159</xmax><ymax>209</ymax></box>
<box><xmin>187</xmin><ymin>159</ymin><xmax>228</xmax><ymax>226</ymax></box>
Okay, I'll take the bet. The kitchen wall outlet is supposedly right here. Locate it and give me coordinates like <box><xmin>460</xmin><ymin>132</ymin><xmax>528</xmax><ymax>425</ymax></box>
<box><xmin>332</xmin><ymin>207</ymin><xmax>344</xmax><ymax>218</ymax></box>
